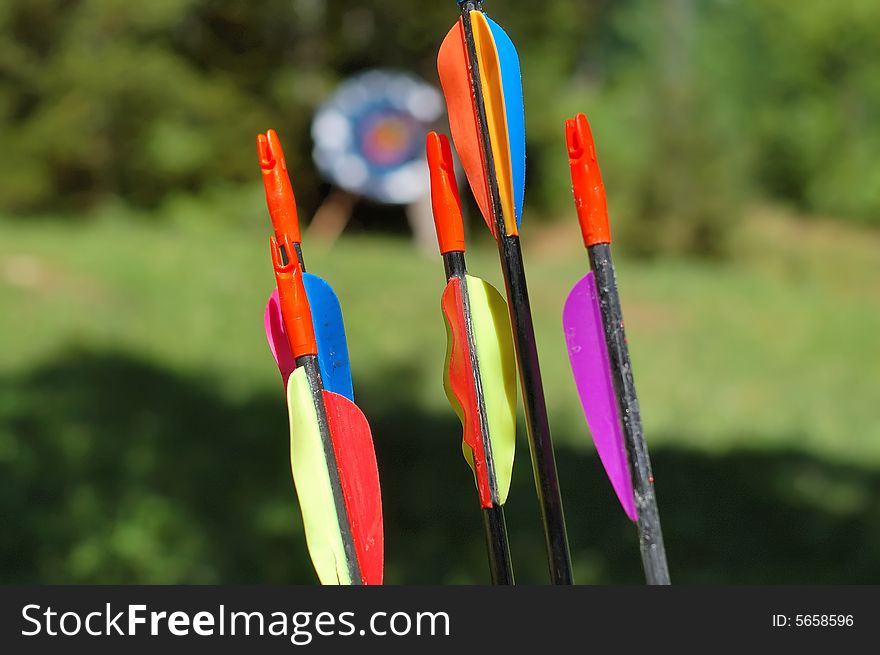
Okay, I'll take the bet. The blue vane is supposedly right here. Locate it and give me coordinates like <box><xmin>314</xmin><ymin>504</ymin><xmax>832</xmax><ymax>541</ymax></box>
<box><xmin>487</xmin><ymin>17</ymin><xmax>525</xmax><ymax>227</ymax></box>
<box><xmin>304</xmin><ymin>272</ymin><xmax>355</xmax><ymax>401</ymax></box>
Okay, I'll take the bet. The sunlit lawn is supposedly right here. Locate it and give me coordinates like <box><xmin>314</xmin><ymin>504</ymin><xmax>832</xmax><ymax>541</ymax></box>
<box><xmin>2</xmin><ymin>204</ymin><xmax>879</xmax><ymax>583</ymax></box>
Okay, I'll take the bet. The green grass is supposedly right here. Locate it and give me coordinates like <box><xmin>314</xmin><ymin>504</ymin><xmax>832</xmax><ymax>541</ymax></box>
<box><xmin>2</xmin><ymin>208</ymin><xmax>879</xmax><ymax>583</ymax></box>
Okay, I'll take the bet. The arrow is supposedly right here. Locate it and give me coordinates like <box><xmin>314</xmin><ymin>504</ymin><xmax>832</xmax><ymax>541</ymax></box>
<box><xmin>427</xmin><ymin>132</ymin><xmax>517</xmax><ymax>584</ymax></box>
<box><xmin>562</xmin><ymin>112</ymin><xmax>670</xmax><ymax>585</ymax></box>
<box><xmin>437</xmin><ymin>1</ymin><xmax>574</xmax><ymax>584</ymax></box>
<box><xmin>258</xmin><ymin>130</ymin><xmax>354</xmax><ymax>401</ymax></box>
<box><xmin>259</xmin><ymin>132</ymin><xmax>383</xmax><ymax>585</ymax></box>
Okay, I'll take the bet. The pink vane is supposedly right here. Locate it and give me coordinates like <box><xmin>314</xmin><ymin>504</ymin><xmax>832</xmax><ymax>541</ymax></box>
<box><xmin>562</xmin><ymin>272</ymin><xmax>637</xmax><ymax>522</ymax></box>
<box><xmin>264</xmin><ymin>289</ymin><xmax>296</xmax><ymax>385</ymax></box>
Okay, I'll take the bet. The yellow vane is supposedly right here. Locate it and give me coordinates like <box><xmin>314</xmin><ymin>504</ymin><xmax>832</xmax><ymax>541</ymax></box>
<box><xmin>471</xmin><ymin>10</ymin><xmax>519</xmax><ymax>237</ymax></box>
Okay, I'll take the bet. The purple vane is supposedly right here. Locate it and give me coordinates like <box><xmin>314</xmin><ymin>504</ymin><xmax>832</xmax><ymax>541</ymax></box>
<box><xmin>562</xmin><ymin>272</ymin><xmax>637</xmax><ymax>521</ymax></box>
<box><xmin>264</xmin><ymin>289</ymin><xmax>296</xmax><ymax>385</ymax></box>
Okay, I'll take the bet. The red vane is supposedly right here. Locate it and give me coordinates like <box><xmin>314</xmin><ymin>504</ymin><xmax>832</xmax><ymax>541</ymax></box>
<box><xmin>270</xmin><ymin>235</ymin><xmax>317</xmax><ymax>358</ymax></box>
<box><xmin>258</xmin><ymin>129</ymin><xmax>302</xmax><ymax>245</ymax></box>
<box><xmin>438</xmin><ymin>19</ymin><xmax>496</xmax><ymax>239</ymax></box>
<box><xmin>566</xmin><ymin>113</ymin><xmax>611</xmax><ymax>247</ymax></box>
<box><xmin>324</xmin><ymin>390</ymin><xmax>384</xmax><ymax>585</ymax></box>
<box><xmin>427</xmin><ymin>132</ymin><xmax>466</xmax><ymax>255</ymax></box>
<box><xmin>442</xmin><ymin>278</ymin><xmax>493</xmax><ymax>508</ymax></box>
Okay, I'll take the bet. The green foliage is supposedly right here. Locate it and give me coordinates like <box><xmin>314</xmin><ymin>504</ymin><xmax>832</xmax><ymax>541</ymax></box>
<box><xmin>586</xmin><ymin>0</ymin><xmax>748</xmax><ymax>257</ymax></box>
<box><xmin>740</xmin><ymin>0</ymin><xmax>880</xmax><ymax>224</ymax></box>
<box><xmin>0</xmin><ymin>0</ymin><xmax>310</xmax><ymax>212</ymax></box>
<box><xmin>0</xmin><ymin>0</ymin><xmax>878</xmax><ymax>252</ymax></box>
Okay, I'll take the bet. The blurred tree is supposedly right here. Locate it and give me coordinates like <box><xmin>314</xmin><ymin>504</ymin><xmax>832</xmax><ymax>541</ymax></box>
<box><xmin>741</xmin><ymin>0</ymin><xmax>880</xmax><ymax>225</ymax></box>
<box><xmin>0</xmin><ymin>0</ymin><xmax>877</xmax><ymax>246</ymax></box>
<box><xmin>0</xmin><ymin>0</ymin><xmax>318</xmax><ymax>213</ymax></box>
<box><xmin>607</xmin><ymin>0</ymin><xmax>743</xmax><ymax>257</ymax></box>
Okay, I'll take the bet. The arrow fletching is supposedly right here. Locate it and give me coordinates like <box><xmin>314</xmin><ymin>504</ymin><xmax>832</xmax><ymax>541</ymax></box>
<box><xmin>286</xmin><ymin>367</ymin><xmax>349</xmax><ymax>584</ymax></box>
<box><xmin>263</xmin><ymin>273</ymin><xmax>354</xmax><ymax>401</ymax></box>
<box><xmin>442</xmin><ymin>276</ymin><xmax>517</xmax><ymax>507</ymax></box>
<box><xmin>264</xmin><ymin>278</ymin><xmax>355</xmax><ymax>400</ymax></box>
<box><xmin>486</xmin><ymin>17</ymin><xmax>525</xmax><ymax>229</ymax></box>
<box><xmin>303</xmin><ymin>274</ymin><xmax>355</xmax><ymax>401</ymax></box>
<box><xmin>286</xmin><ymin>369</ymin><xmax>383</xmax><ymax>584</ymax></box>
<box><xmin>563</xmin><ymin>273</ymin><xmax>637</xmax><ymax>522</ymax></box>
<box><xmin>437</xmin><ymin>9</ymin><xmax>525</xmax><ymax>238</ymax></box>
<box><xmin>322</xmin><ymin>388</ymin><xmax>383</xmax><ymax>585</ymax></box>
<box><xmin>265</xmin><ymin>289</ymin><xmax>297</xmax><ymax>385</ymax></box>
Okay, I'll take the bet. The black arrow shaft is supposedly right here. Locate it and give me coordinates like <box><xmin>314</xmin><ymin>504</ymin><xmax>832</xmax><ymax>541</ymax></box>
<box><xmin>278</xmin><ymin>242</ymin><xmax>305</xmax><ymax>270</ymax></box>
<box><xmin>481</xmin><ymin>504</ymin><xmax>514</xmax><ymax>585</ymax></box>
<box><xmin>459</xmin><ymin>2</ymin><xmax>573</xmax><ymax>584</ymax></box>
<box><xmin>497</xmin><ymin>235</ymin><xmax>572</xmax><ymax>584</ymax></box>
<box><xmin>587</xmin><ymin>244</ymin><xmax>670</xmax><ymax>585</ymax></box>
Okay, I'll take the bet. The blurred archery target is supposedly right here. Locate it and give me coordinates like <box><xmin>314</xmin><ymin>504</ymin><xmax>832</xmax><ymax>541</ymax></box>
<box><xmin>312</xmin><ymin>70</ymin><xmax>444</xmax><ymax>204</ymax></box>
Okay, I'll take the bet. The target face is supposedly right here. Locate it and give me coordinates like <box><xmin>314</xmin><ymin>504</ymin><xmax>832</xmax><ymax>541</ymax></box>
<box><xmin>312</xmin><ymin>70</ymin><xmax>444</xmax><ymax>204</ymax></box>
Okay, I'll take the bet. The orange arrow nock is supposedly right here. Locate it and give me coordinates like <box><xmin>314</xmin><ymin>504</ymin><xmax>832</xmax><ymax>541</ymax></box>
<box><xmin>258</xmin><ymin>129</ymin><xmax>302</xmax><ymax>246</ymax></box>
<box><xmin>565</xmin><ymin>113</ymin><xmax>611</xmax><ymax>247</ymax></box>
<box><xmin>427</xmin><ymin>132</ymin><xmax>466</xmax><ymax>255</ymax></box>
<box><xmin>270</xmin><ymin>234</ymin><xmax>317</xmax><ymax>358</ymax></box>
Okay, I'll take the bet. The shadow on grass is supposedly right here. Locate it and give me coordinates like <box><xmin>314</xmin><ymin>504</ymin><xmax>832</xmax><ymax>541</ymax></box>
<box><xmin>1</xmin><ymin>351</ymin><xmax>878</xmax><ymax>584</ymax></box>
